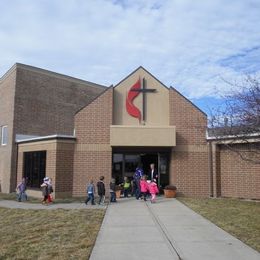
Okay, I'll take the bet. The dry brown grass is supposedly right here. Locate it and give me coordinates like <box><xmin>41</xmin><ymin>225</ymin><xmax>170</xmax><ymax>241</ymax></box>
<box><xmin>0</xmin><ymin>208</ymin><xmax>105</xmax><ymax>259</ymax></box>
<box><xmin>0</xmin><ymin>192</ymin><xmax>86</xmax><ymax>204</ymax></box>
<box><xmin>0</xmin><ymin>192</ymin><xmax>18</xmax><ymax>200</ymax></box>
<box><xmin>178</xmin><ymin>197</ymin><xmax>260</xmax><ymax>252</ymax></box>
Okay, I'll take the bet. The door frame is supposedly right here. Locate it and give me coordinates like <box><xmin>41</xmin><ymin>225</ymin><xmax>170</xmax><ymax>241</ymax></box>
<box><xmin>112</xmin><ymin>147</ymin><xmax>170</xmax><ymax>187</ymax></box>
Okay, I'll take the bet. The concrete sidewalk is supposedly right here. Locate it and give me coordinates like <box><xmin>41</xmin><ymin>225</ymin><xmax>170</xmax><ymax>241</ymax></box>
<box><xmin>90</xmin><ymin>197</ymin><xmax>259</xmax><ymax>260</ymax></box>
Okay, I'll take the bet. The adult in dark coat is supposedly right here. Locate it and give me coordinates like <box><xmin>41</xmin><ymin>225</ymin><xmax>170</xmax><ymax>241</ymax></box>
<box><xmin>149</xmin><ymin>163</ymin><xmax>158</xmax><ymax>183</ymax></box>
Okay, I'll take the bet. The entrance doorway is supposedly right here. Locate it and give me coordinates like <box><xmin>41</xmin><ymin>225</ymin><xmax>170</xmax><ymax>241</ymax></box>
<box><xmin>140</xmin><ymin>153</ymin><xmax>157</xmax><ymax>179</ymax></box>
<box><xmin>112</xmin><ymin>149</ymin><xmax>170</xmax><ymax>188</ymax></box>
<box><xmin>23</xmin><ymin>151</ymin><xmax>46</xmax><ymax>188</ymax></box>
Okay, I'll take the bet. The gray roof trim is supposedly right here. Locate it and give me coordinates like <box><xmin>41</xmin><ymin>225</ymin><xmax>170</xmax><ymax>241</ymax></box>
<box><xmin>1</xmin><ymin>63</ymin><xmax>107</xmax><ymax>90</ymax></box>
<box><xmin>16</xmin><ymin>134</ymin><xmax>76</xmax><ymax>144</ymax></box>
<box><xmin>170</xmin><ymin>86</ymin><xmax>207</xmax><ymax>117</ymax></box>
<box><xmin>113</xmin><ymin>66</ymin><xmax>169</xmax><ymax>90</ymax></box>
<box><xmin>206</xmin><ymin>131</ymin><xmax>260</xmax><ymax>141</ymax></box>
<box><xmin>75</xmin><ymin>84</ymin><xmax>114</xmax><ymax>115</ymax></box>
<box><xmin>0</xmin><ymin>63</ymin><xmax>17</xmax><ymax>82</ymax></box>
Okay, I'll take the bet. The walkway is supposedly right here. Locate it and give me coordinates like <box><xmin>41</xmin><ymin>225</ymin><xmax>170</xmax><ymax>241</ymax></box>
<box><xmin>1</xmin><ymin>198</ymin><xmax>259</xmax><ymax>259</ymax></box>
<box><xmin>90</xmin><ymin>197</ymin><xmax>259</xmax><ymax>260</ymax></box>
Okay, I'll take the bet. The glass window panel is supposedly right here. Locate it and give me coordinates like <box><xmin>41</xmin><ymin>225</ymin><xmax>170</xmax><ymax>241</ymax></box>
<box><xmin>23</xmin><ymin>151</ymin><xmax>46</xmax><ymax>188</ymax></box>
<box><xmin>1</xmin><ymin>126</ymin><xmax>8</xmax><ymax>145</ymax></box>
<box><xmin>125</xmin><ymin>155</ymin><xmax>140</xmax><ymax>177</ymax></box>
<box><xmin>112</xmin><ymin>154</ymin><xmax>123</xmax><ymax>184</ymax></box>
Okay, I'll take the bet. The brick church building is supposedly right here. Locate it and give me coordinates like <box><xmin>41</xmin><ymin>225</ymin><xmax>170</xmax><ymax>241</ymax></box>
<box><xmin>0</xmin><ymin>63</ymin><xmax>259</xmax><ymax>199</ymax></box>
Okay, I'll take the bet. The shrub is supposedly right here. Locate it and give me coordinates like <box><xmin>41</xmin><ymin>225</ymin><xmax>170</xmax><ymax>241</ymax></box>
<box><xmin>164</xmin><ymin>185</ymin><xmax>177</xmax><ymax>191</ymax></box>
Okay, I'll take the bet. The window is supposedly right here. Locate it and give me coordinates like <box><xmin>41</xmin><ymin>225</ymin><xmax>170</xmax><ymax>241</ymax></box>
<box><xmin>1</xmin><ymin>125</ymin><xmax>8</xmax><ymax>145</ymax></box>
<box><xmin>23</xmin><ymin>151</ymin><xmax>46</xmax><ymax>188</ymax></box>
<box><xmin>125</xmin><ymin>155</ymin><xmax>140</xmax><ymax>174</ymax></box>
<box><xmin>112</xmin><ymin>154</ymin><xmax>141</xmax><ymax>184</ymax></box>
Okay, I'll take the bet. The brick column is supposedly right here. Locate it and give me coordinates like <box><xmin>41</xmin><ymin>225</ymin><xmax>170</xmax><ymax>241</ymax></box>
<box><xmin>212</xmin><ymin>142</ymin><xmax>221</xmax><ymax>197</ymax></box>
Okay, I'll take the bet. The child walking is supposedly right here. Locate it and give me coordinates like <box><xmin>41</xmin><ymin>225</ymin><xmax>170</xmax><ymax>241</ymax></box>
<box><xmin>109</xmin><ymin>178</ymin><xmax>117</xmax><ymax>203</ymax></box>
<box><xmin>47</xmin><ymin>178</ymin><xmax>54</xmax><ymax>203</ymax></box>
<box><xmin>140</xmin><ymin>175</ymin><xmax>149</xmax><ymax>201</ymax></box>
<box><xmin>85</xmin><ymin>180</ymin><xmax>96</xmax><ymax>205</ymax></box>
<box><xmin>149</xmin><ymin>179</ymin><xmax>159</xmax><ymax>203</ymax></box>
<box><xmin>97</xmin><ymin>176</ymin><xmax>105</xmax><ymax>205</ymax></box>
<box><xmin>16</xmin><ymin>177</ymin><xmax>27</xmax><ymax>202</ymax></box>
<box><xmin>123</xmin><ymin>176</ymin><xmax>131</xmax><ymax>197</ymax></box>
<box><xmin>40</xmin><ymin>177</ymin><xmax>50</xmax><ymax>204</ymax></box>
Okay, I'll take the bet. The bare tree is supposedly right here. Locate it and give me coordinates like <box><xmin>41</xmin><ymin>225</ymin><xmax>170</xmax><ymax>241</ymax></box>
<box><xmin>208</xmin><ymin>75</ymin><xmax>260</xmax><ymax>164</ymax></box>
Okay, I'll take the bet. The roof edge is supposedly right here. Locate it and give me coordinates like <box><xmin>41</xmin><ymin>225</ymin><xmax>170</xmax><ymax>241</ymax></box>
<box><xmin>0</xmin><ymin>63</ymin><xmax>18</xmax><ymax>82</ymax></box>
<box><xmin>16</xmin><ymin>134</ymin><xmax>76</xmax><ymax>144</ymax></box>
<box><xmin>114</xmin><ymin>66</ymin><xmax>169</xmax><ymax>90</ymax></box>
<box><xmin>16</xmin><ymin>63</ymin><xmax>107</xmax><ymax>89</ymax></box>
<box><xmin>1</xmin><ymin>63</ymin><xmax>107</xmax><ymax>89</ymax></box>
<box><xmin>207</xmin><ymin>130</ymin><xmax>260</xmax><ymax>141</ymax></box>
<box><xmin>75</xmin><ymin>84</ymin><xmax>114</xmax><ymax>115</ymax></box>
<box><xmin>170</xmin><ymin>86</ymin><xmax>207</xmax><ymax>117</ymax></box>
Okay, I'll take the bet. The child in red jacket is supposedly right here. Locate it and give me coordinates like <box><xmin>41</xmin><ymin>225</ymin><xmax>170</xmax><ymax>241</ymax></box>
<box><xmin>140</xmin><ymin>175</ymin><xmax>149</xmax><ymax>201</ymax></box>
<box><xmin>149</xmin><ymin>179</ymin><xmax>159</xmax><ymax>203</ymax></box>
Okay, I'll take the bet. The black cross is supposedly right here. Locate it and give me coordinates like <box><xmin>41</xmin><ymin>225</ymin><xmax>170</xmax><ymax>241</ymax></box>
<box><xmin>131</xmin><ymin>78</ymin><xmax>156</xmax><ymax>122</ymax></box>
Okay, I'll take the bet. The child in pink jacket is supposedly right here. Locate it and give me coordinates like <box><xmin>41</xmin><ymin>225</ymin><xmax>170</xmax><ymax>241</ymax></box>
<box><xmin>149</xmin><ymin>179</ymin><xmax>159</xmax><ymax>203</ymax></box>
<box><xmin>140</xmin><ymin>175</ymin><xmax>149</xmax><ymax>201</ymax></box>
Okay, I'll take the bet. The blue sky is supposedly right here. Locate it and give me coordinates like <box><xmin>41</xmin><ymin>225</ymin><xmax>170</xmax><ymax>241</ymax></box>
<box><xmin>1</xmin><ymin>0</ymin><xmax>260</xmax><ymax>114</ymax></box>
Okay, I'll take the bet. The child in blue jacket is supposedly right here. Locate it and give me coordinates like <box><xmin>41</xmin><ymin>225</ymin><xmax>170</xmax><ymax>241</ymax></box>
<box><xmin>85</xmin><ymin>180</ymin><xmax>95</xmax><ymax>205</ymax></box>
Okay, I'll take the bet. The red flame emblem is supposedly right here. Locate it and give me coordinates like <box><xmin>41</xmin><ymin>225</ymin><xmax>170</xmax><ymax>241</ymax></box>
<box><xmin>126</xmin><ymin>78</ymin><xmax>141</xmax><ymax>122</ymax></box>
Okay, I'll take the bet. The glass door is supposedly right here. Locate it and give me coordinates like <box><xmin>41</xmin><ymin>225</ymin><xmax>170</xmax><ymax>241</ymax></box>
<box><xmin>112</xmin><ymin>154</ymin><xmax>124</xmax><ymax>184</ymax></box>
<box><xmin>112</xmin><ymin>151</ymin><xmax>170</xmax><ymax>187</ymax></box>
<box><xmin>158</xmin><ymin>153</ymin><xmax>169</xmax><ymax>188</ymax></box>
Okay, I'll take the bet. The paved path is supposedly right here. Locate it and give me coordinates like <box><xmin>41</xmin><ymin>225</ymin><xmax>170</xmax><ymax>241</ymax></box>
<box><xmin>0</xmin><ymin>200</ymin><xmax>107</xmax><ymax>210</ymax></box>
<box><xmin>1</xmin><ymin>198</ymin><xmax>259</xmax><ymax>259</ymax></box>
<box><xmin>90</xmin><ymin>197</ymin><xmax>260</xmax><ymax>260</ymax></box>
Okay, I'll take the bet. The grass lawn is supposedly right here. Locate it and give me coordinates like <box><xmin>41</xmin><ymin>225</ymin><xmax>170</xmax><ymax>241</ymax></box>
<box><xmin>178</xmin><ymin>197</ymin><xmax>260</xmax><ymax>252</ymax></box>
<box><xmin>0</xmin><ymin>207</ymin><xmax>105</xmax><ymax>260</ymax></box>
<box><xmin>0</xmin><ymin>192</ymin><xmax>18</xmax><ymax>200</ymax></box>
<box><xmin>0</xmin><ymin>192</ymin><xmax>86</xmax><ymax>204</ymax></box>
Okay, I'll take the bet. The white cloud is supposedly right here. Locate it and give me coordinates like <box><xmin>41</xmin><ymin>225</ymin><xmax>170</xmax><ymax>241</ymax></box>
<box><xmin>0</xmin><ymin>0</ymin><xmax>260</xmax><ymax>102</ymax></box>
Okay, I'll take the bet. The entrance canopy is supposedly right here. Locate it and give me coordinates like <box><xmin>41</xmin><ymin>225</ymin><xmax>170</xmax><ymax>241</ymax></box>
<box><xmin>110</xmin><ymin>125</ymin><xmax>176</xmax><ymax>147</ymax></box>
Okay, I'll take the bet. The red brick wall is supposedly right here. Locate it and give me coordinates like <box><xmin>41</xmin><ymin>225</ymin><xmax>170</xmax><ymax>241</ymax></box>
<box><xmin>219</xmin><ymin>143</ymin><xmax>260</xmax><ymax>199</ymax></box>
<box><xmin>46</xmin><ymin>150</ymin><xmax>56</xmax><ymax>185</ymax></box>
<box><xmin>1</xmin><ymin>64</ymin><xmax>105</xmax><ymax>193</ymax></box>
<box><xmin>16</xmin><ymin>142</ymin><xmax>57</xmax><ymax>193</ymax></box>
<box><xmin>14</xmin><ymin>66</ymin><xmax>105</xmax><ymax>136</ymax></box>
<box><xmin>0</xmin><ymin>68</ymin><xmax>16</xmax><ymax>193</ymax></box>
<box><xmin>211</xmin><ymin>143</ymin><xmax>221</xmax><ymax>197</ymax></box>
<box><xmin>16</xmin><ymin>151</ymin><xmax>23</xmax><ymax>186</ymax></box>
<box><xmin>55</xmin><ymin>141</ymin><xmax>75</xmax><ymax>197</ymax></box>
<box><xmin>73</xmin><ymin>88</ymin><xmax>113</xmax><ymax>197</ymax></box>
<box><xmin>17</xmin><ymin>139</ymin><xmax>75</xmax><ymax>198</ymax></box>
<box><xmin>169</xmin><ymin>88</ymin><xmax>209</xmax><ymax>197</ymax></box>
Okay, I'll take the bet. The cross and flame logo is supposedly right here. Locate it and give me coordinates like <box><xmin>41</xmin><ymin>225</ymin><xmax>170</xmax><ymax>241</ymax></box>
<box><xmin>126</xmin><ymin>78</ymin><xmax>142</xmax><ymax>122</ymax></box>
<box><xmin>125</xmin><ymin>77</ymin><xmax>156</xmax><ymax>123</ymax></box>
